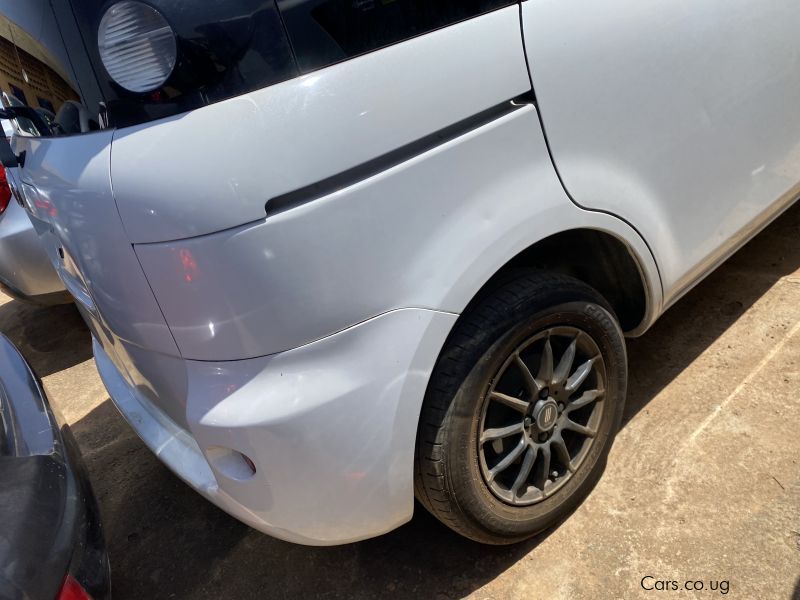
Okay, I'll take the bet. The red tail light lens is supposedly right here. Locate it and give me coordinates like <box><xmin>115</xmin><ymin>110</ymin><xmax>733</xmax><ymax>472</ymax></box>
<box><xmin>0</xmin><ymin>165</ymin><xmax>10</xmax><ymax>215</ymax></box>
<box><xmin>57</xmin><ymin>575</ymin><xmax>93</xmax><ymax>600</ymax></box>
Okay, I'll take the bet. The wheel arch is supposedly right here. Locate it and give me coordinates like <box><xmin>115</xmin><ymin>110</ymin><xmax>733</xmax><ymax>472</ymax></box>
<box><xmin>451</xmin><ymin>227</ymin><xmax>659</xmax><ymax>337</ymax></box>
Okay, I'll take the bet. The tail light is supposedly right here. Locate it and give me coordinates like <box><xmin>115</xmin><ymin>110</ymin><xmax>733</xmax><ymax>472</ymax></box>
<box><xmin>0</xmin><ymin>165</ymin><xmax>11</xmax><ymax>215</ymax></box>
<box><xmin>57</xmin><ymin>575</ymin><xmax>93</xmax><ymax>600</ymax></box>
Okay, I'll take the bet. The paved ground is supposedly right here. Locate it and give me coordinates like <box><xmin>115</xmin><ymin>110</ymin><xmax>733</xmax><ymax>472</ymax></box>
<box><xmin>2</xmin><ymin>205</ymin><xmax>800</xmax><ymax>600</ymax></box>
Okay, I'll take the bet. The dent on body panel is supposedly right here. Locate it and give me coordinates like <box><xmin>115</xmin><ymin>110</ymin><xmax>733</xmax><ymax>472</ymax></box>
<box><xmin>184</xmin><ymin>309</ymin><xmax>459</xmax><ymax>542</ymax></box>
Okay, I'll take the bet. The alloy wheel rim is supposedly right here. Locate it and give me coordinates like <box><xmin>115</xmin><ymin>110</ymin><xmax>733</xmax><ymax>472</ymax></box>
<box><xmin>477</xmin><ymin>326</ymin><xmax>606</xmax><ymax>506</ymax></box>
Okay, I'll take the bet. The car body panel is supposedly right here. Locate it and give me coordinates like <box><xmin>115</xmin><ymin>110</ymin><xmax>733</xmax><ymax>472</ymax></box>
<box><xmin>94</xmin><ymin>308</ymin><xmax>459</xmax><ymax>545</ymax></box>
<box><xmin>16</xmin><ymin>131</ymin><xmax>180</xmax><ymax>357</ymax></box>
<box><xmin>134</xmin><ymin>105</ymin><xmax>661</xmax><ymax>361</ymax></box>
<box><xmin>110</xmin><ymin>7</ymin><xmax>532</xmax><ymax>244</ymax></box>
<box><xmin>12</xmin><ymin>131</ymin><xmax>193</xmax><ymax>428</ymax></box>
<box><xmin>521</xmin><ymin>0</ymin><xmax>800</xmax><ymax>305</ymax></box>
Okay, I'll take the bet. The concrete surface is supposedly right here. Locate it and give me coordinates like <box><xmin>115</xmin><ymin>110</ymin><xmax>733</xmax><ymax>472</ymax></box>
<box><xmin>1</xmin><ymin>204</ymin><xmax>799</xmax><ymax>600</ymax></box>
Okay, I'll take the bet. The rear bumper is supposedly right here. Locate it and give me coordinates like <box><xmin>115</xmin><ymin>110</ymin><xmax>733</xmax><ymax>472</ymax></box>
<box><xmin>95</xmin><ymin>307</ymin><xmax>457</xmax><ymax>545</ymax></box>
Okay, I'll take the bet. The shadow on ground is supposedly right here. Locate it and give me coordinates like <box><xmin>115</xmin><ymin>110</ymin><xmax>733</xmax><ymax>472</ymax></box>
<box><xmin>0</xmin><ymin>300</ymin><xmax>91</xmax><ymax>377</ymax></box>
<box><xmin>2</xmin><ymin>203</ymin><xmax>798</xmax><ymax>598</ymax></box>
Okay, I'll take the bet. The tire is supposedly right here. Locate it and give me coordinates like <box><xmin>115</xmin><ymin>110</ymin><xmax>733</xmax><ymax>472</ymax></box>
<box><xmin>414</xmin><ymin>271</ymin><xmax>627</xmax><ymax>544</ymax></box>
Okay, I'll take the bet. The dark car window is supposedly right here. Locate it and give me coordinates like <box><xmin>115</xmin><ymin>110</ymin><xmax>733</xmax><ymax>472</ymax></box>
<box><xmin>66</xmin><ymin>0</ymin><xmax>298</xmax><ymax>130</ymax></box>
<box><xmin>277</xmin><ymin>0</ymin><xmax>517</xmax><ymax>73</ymax></box>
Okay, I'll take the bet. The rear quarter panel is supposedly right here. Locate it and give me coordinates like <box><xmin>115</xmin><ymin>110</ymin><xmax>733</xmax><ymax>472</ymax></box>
<box><xmin>522</xmin><ymin>0</ymin><xmax>800</xmax><ymax>305</ymax></box>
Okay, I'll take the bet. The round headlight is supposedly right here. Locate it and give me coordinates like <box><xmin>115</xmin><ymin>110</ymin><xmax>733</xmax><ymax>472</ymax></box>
<box><xmin>98</xmin><ymin>1</ymin><xmax>177</xmax><ymax>93</ymax></box>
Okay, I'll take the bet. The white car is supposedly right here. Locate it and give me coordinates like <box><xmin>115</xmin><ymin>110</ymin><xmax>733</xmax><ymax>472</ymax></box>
<box><xmin>1</xmin><ymin>0</ymin><xmax>797</xmax><ymax>545</ymax></box>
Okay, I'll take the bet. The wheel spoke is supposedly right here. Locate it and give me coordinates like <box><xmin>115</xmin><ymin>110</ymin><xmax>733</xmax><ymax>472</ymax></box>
<box><xmin>537</xmin><ymin>334</ymin><xmax>554</xmax><ymax>383</ymax></box>
<box><xmin>490</xmin><ymin>391</ymin><xmax>530</xmax><ymax>413</ymax></box>
<box><xmin>562</xmin><ymin>419</ymin><xmax>597</xmax><ymax>438</ymax></box>
<box><xmin>538</xmin><ymin>443</ymin><xmax>552</xmax><ymax>488</ymax></box>
<box><xmin>552</xmin><ymin>434</ymin><xmax>576</xmax><ymax>473</ymax></box>
<box><xmin>552</xmin><ymin>337</ymin><xmax>577</xmax><ymax>385</ymax></box>
<box><xmin>511</xmin><ymin>445</ymin><xmax>537</xmax><ymax>498</ymax></box>
<box><xmin>488</xmin><ymin>437</ymin><xmax>527</xmax><ymax>482</ymax></box>
<box><xmin>565</xmin><ymin>357</ymin><xmax>596</xmax><ymax>392</ymax></box>
<box><xmin>480</xmin><ymin>422</ymin><xmax>524</xmax><ymax>444</ymax></box>
<box><xmin>514</xmin><ymin>354</ymin><xmax>541</xmax><ymax>398</ymax></box>
<box><xmin>566</xmin><ymin>389</ymin><xmax>604</xmax><ymax>413</ymax></box>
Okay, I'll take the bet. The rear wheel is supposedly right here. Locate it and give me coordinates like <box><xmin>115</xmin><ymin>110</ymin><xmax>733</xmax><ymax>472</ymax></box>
<box><xmin>414</xmin><ymin>271</ymin><xmax>627</xmax><ymax>544</ymax></box>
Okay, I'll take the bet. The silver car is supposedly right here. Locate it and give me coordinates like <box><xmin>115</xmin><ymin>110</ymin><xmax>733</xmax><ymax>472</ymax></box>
<box><xmin>0</xmin><ymin>157</ymin><xmax>66</xmax><ymax>305</ymax></box>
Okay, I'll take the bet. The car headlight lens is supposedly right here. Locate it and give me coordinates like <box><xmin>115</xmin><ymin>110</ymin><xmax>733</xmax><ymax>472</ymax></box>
<box><xmin>98</xmin><ymin>1</ymin><xmax>177</xmax><ymax>93</ymax></box>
